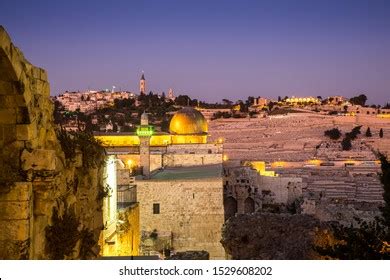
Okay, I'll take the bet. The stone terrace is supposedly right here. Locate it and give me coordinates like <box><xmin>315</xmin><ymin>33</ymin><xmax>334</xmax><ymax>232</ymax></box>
<box><xmin>209</xmin><ymin>113</ymin><xmax>390</xmax><ymax>161</ymax></box>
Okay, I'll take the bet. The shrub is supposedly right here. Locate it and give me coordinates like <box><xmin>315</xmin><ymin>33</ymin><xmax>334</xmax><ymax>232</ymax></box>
<box><xmin>57</xmin><ymin>129</ymin><xmax>106</xmax><ymax>168</ymax></box>
<box><xmin>341</xmin><ymin>137</ymin><xmax>352</xmax><ymax>151</ymax></box>
<box><xmin>324</xmin><ymin>128</ymin><xmax>342</xmax><ymax>140</ymax></box>
<box><xmin>45</xmin><ymin>207</ymin><xmax>80</xmax><ymax>259</ymax></box>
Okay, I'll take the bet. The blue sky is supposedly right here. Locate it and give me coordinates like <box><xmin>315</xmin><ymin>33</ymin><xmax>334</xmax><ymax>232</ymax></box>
<box><xmin>1</xmin><ymin>0</ymin><xmax>389</xmax><ymax>104</ymax></box>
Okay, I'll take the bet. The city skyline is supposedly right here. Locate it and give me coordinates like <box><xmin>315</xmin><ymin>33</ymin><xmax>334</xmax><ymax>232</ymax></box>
<box><xmin>1</xmin><ymin>0</ymin><xmax>389</xmax><ymax>104</ymax></box>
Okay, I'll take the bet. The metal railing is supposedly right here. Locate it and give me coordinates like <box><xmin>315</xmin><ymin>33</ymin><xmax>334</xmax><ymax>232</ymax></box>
<box><xmin>117</xmin><ymin>185</ymin><xmax>137</xmax><ymax>208</ymax></box>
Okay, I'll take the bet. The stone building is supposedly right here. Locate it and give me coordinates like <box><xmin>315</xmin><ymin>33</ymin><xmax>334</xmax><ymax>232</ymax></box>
<box><xmin>137</xmin><ymin>164</ymin><xmax>225</xmax><ymax>259</ymax></box>
<box><xmin>285</xmin><ymin>96</ymin><xmax>321</xmax><ymax>105</ymax></box>
<box><xmin>223</xmin><ymin>164</ymin><xmax>302</xmax><ymax>220</ymax></box>
<box><xmin>96</xmin><ymin>107</ymin><xmax>225</xmax><ymax>259</ymax></box>
<box><xmin>139</xmin><ymin>73</ymin><xmax>146</xmax><ymax>94</ymax></box>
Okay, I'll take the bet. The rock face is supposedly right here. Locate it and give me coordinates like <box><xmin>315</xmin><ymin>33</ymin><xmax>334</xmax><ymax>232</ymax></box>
<box><xmin>167</xmin><ymin>251</ymin><xmax>210</xmax><ymax>260</ymax></box>
<box><xmin>221</xmin><ymin>213</ymin><xmax>332</xmax><ymax>260</ymax></box>
<box><xmin>0</xmin><ymin>26</ymin><xmax>105</xmax><ymax>259</ymax></box>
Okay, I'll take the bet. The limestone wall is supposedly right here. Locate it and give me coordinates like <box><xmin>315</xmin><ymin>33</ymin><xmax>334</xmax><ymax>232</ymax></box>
<box><xmin>137</xmin><ymin>177</ymin><xmax>225</xmax><ymax>259</ymax></box>
<box><xmin>116</xmin><ymin>204</ymin><xmax>140</xmax><ymax>256</ymax></box>
<box><xmin>163</xmin><ymin>153</ymin><xmax>222</xmax><ymax>167</ymax></box>
<box><xmin>223</xmin><ymin>165</ymin><xmax>303</xmax><ymax>219</ymax></box>
<box><xmin>257</xmin><ymin>176</ymin><xmax>303</xmax><ymax>204</ymax></box>
<box><xmin>0</xmin><ymin>26</ymin><xmax>105</xmax><ymax>259</ymax></box>
<box><xmin>117</xmin><ymin>154</ymin><xmax>162</xmax><ymax>172</ymax></box>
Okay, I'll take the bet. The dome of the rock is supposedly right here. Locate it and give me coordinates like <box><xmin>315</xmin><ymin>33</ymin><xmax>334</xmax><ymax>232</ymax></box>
<box><xmin>169</xmin><ymin>107</ymin><xmax>208</xmax><ymax>135</ymax></box>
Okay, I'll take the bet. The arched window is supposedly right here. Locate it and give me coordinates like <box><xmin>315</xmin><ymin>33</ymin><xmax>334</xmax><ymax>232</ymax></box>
<box><xmin>244</xmin><ymin>197</ymin><xmax>255</xmax><ymax>213</ymax></box>
<box><xmin>224</xmin><ymin>196</ymin><xmax>237</xmax><ymax>220</ymax></box>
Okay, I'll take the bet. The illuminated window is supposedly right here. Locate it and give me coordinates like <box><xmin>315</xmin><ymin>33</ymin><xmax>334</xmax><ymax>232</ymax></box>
<box><xmin>153</xmin><ymin>203</ymin><xmax>160</xmax><ymax>214</ymax></box>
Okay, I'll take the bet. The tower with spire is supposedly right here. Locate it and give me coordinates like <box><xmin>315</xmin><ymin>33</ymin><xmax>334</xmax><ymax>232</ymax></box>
<box><xmin>139</xmin><ymin>72</ymin><xmax>146</xmax><ymax>94</ymax></box>
<box><xmin>168</xmin><ymin>88</ymin><xmax>175</xmax><ymax>100</ymax></box>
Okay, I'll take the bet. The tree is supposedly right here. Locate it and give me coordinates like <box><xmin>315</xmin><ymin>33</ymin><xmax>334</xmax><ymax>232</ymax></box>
<box><xmin>365</xmin><ymin>127</ymin><xmax>372</xmax><ymax>137</ymax></box>
<box><xmin>341</xmin><ymin>136</ymin><xmax>352</xmax><ymax>151</ymax></box>
<box><xmin>380</xmin><ymin>128</ymin><xmax>384</xmax><ymax>138</ymax></box>
<box><xmin>346</xmin><ymin>125</ymin><xmax>362</xmax><ymax>140</ymax></box>
<box><xmin>278</xmin><ymin>96</ymin><xmax>282</xmax><ymax>102</ymax></box>
<box><xmin>268</xmin><ymin>101</ymin><xmax>278</xmax><ymax>111</ymax></box>
<box><xmin>175</xmin><ymin>95</ymin><xmax>192</xmax><ymax>106</ymax></box>
<box><xmin>349</xmin><ymin>94</ymin><xmax>367</xmax><ymax>106</ymax></box>
<box><xmin>324</xmin><ymin>128</ymin><xmax>342</xmax><ymax>140</ymax></box>
<box><xmin>222</xmin><ymin>99</ymin><xmax>233</xmax><ymax>106</ymax></box>
<box><xmin>239</xmin><ymin>100</ymin><xmax>248</xmax><ymax>113</ymax></box>
<box><xmin>53</xmin><ymin>100</ymin><xmax>65</xmax><ymax>125</ymax></box>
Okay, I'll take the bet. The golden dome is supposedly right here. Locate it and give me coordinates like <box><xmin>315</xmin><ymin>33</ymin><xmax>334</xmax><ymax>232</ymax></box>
<box><xmin>169</xmin><ymin>107</ymin><xmax>208</xmax><ymax>135</ymax></box>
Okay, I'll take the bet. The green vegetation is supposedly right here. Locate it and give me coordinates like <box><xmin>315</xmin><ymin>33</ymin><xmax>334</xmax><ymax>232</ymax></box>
<box><xmin>96</xmin><ymin>183</ymin><xmax>112</xmax><ymax>202</ymax></box>
<box><xmin>365</xmin><ymin>127</ymin><xmax>372</xmax><ymax>137</ymax></box>
<box><xmin>45</xmin><ymin>206</ymin><xmax>80</xmax><ymax>259</ymax></box>
<box><xmin>212</xmin><ymin>111</ymin><xmax>232</xmax><ymax>120</ymax></box>
<box><xmin>45</xmin><ymin>206</ymin><xmax>98</xmax><ymax>259</ymax></box>
<box><xmin>324</xmin><ymin>128</ymin><xmax>342</xmax><ymax>140</ymax></box>
<box><xmin>341</xmin><ymin>137</ymin><xmax>352</xmax><ymax>151</ymax></box>
<box><xmin>79</xmin><ymin>228</ymin><xmax>98</xmax><ymax>259</ymax></box>
<box><xmin>150</xmin><ymin>229</ymin><xmax>159</xmax><ymax>240</ymax></box>
<box><xmin>349</xmin><ymin>94</ymin><xmax>367</xmax><ymax>106</ymax></box>
<box><xmin>340</xmin><ymin>126</ymin><xmax>362</xmax><ymax>151</ymax></box>
<box><xmin>57</xmin><ymin>129</ymin><xmax>106</xmax><ymax>168</ymax></box>
<box><xmin>346</xmin><ymin>125</ymin><xmax>362</xmax><ymax>140</ymax></box>
<box><xmin>56</xmin><ymin>92</ymin><xmax>234</xmax><ymax>132</ymax></box>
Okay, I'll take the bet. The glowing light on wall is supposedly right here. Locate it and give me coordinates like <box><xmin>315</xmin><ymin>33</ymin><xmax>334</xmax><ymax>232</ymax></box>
<box><xmin>344</xmin><ymin>159</ymin><xmax>356</xmax><ymax>165</ymax></box>
<box><xmin>223</xmin><ymin>154</ymin><xmax>228</xmax><ymax>161</ymax></box>
<box><xmin>307</xmin><ymin>159</ymin><xmax>322</xmax><ymax>166</ymax></box>
<box><xmin>272</xmin><ymin>161</ymin><xmax>286</xmax><ymax>168</ymax></box>
<box><xmin>247</xmin><ymin>161</ymin><xmax>278</xmax><ymax>177</ymax></box>
<box><xmin>94</xmin><ymin>135</ymin><xmax>140</xmax><ymax>146</ymax></box>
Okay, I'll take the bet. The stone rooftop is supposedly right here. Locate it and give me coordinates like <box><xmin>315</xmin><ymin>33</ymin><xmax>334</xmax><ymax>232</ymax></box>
<box><xmin>147</xmin><ymin>164</ymin><xmax>223</xmax><ymax>181</ymax></box>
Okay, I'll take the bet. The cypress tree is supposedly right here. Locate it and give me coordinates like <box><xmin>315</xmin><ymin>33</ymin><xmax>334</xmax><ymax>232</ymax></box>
<box><xmin>365</xmin><ymin>127</ymin><xmax>372</xmax><ymax>137</ymax></box>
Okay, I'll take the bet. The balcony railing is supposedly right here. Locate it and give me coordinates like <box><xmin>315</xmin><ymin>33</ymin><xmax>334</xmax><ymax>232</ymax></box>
<box><xmin>117</xmin><ymin>185</ymin><xmax>137</xmax><ymax>209</ymax></box>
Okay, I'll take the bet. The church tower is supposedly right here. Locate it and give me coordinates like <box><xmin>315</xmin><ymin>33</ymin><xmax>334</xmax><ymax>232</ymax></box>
<box><xmin>140</xmin><ymin>72</ymin><xmax>146</xmax><ymax>94</ymax></box>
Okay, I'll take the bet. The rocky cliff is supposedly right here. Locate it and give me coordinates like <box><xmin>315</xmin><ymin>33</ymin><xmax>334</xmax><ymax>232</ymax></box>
<box><xmin>221</xmin><ymin>213</ymin><xmax>333</xmax><ymax>259</ymax></box>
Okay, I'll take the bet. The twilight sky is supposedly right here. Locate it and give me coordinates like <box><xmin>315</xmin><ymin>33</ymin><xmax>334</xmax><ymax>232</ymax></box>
<box><xmin>1</xmin><ymin>0</ymin><xmax>389</xmax><ymax>104</ymax></box>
